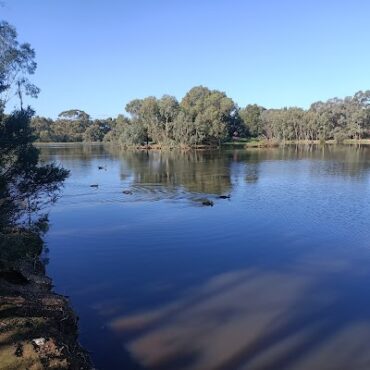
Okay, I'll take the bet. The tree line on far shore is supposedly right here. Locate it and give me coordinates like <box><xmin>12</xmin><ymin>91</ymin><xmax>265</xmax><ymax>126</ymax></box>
<box><xmin>31</xmin><ymin>88</ymin><xmax>370</xmax><ymax>147</ymax></box>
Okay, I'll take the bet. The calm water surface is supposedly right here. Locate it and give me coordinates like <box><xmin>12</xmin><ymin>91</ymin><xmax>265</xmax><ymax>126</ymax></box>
<box><xmin>40</xmin><ymin>144</ymin><xmax>370</xmax><ymax>370</ymax></box>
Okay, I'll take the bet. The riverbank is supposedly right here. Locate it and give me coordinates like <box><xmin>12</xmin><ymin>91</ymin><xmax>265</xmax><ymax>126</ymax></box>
<box><xmin>225</xmin><ymin>138</ymin><xmax>370</xmax><ymax>148</ymax></box>
<box><xmin>0</xmin><ymin>230</ymin><xmax>92</xmax><ymax>370</ymax></box>
<box><xmin>35</xmin><ymin>141</ymin><xmax>219</xmax><ymax>150</ymax></box>
<box><xmin>35</xmin><ymin>138</ymin><xmax>370</xmax><ymax>150</ymax></box>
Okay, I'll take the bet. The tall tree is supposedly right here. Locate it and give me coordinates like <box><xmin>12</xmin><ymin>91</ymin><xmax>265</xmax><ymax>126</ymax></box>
<box><xmin>0</xmin><ymin>21</ymin><xmax>39</xmax><ymax>109</ymax></box>
<box><xmin>178</xmin><ymin>86</ymin><xmax>237</xmax><ymax>146</ymax></box>
<box><xmin>52</xmin><ymin>109</ymin><xmax>91</xmax><ymax>142</ymax></box>
<box><xmin>0</xmin><ymin>20</ymin><xmax>68</xmax><ymax>230</ymax></box>
<box><xmin>239</xmin><ymin>104</ymin><xmax>265</xmax><ymax>137</ymax></box>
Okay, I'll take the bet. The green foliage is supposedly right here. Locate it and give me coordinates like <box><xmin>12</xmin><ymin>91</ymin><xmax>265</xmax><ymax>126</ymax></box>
<box><xmin>30</xmin><ymin>116</ymin><xmax>54</xmax><ymax>142</ymax></box>
<box><xmin>0</xmin><ymin>20</ymin><xmax>69</xmax><ymax>233</ymax></box>
<box><xmin>0</xmin><ymin>230</ymin><xmax>43</xmax><ymax>268</ymax></box>
<box><xmin>30</xmin><ymin>86</ymin><xmax>240</xmax><ymax>147</ymax></box>
<box><xmin>28</xmin><ymin>89</ymin><xmax>370</xmax><ymax>146</ymax></box>
<box><xmin>0</xmin><ymin>21</ymin><xmax>39</xmax><ymax>108</ymax></box>
<box><xmin>31</xmin><ymin>111</ymin><xmax>115</xmax><ymax>143</ymax></box>
<box><xmin>239</xmin><ymin>104</ymin><xmax>265</xmax><ymax>137</ymax></box>
<box><xmin>237</xmin><ymin>92</ymin><xmax>370</xmax><ymax>142</ymax></box>
<box><xmin>58</xmin><ymin>109</ymin><xmax>90</xmax><ymax>121</ymax></box>
<box><xmin>52</xmin><ymin>109</ymin><xmax>90</xmax><ymax>142</ymax></box>
<box><xmin>83</xmin><ymin>119</ymin><xmax>114</xmax><ymax>142</ymax></box>
<box><xmin>177</xmin><ymin>86</ymin><xmax>237</xmax><ymax>146</ymax></box>
<box><xmin>0</xmin><ymin>108</ymin><xmax>69</xmax><ymax>229</ymax></box>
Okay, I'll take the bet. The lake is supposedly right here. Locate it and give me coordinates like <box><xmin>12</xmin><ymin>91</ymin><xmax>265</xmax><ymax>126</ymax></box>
<box><xmin>40</xmin><ymin>144</ymin><xmax>370</xmax><ymax>370</ymax></box>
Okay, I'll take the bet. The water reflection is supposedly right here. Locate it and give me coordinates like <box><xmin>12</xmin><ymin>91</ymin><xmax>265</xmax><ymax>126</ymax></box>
<box><xmin>41</xmin><ymin>144</ymin><xmax>370</xmax><ymax>370</ymax></box>
<box><xmin>116</xmin><ymin>150</ymin><xmax>233</xmax><ymax>196</ymax></box>
<box><xmin>108</xmin><ymin>253</ymin><xmax>370</xmax><ymax>370</ymax></box>
<box><xmin>39</xmin><ymin>143</ymin><xmax>370</xmax><ymax>201</ymax></box>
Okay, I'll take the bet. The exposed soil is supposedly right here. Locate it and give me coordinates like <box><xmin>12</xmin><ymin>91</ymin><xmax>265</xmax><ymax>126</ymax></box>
<box><xmin>0</xmin><ymin>232</ymin><xmax>93</xmax><ymax>370</ymax></box>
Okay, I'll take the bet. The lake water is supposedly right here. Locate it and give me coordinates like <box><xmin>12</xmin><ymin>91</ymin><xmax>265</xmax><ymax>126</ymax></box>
<box><xmin>40</xmin><ymin>144</ymin><xmax>370</xmax><ymax>370</ymax></box>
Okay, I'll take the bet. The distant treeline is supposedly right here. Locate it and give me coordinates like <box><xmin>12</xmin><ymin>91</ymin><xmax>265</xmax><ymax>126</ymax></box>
<box><xmin>31</xmin><ymin>87</ymin><xmax>370</xmax><ymax>146</ymax></box>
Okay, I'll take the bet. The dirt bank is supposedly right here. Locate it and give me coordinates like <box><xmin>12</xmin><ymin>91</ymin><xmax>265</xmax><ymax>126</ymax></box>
<box><xmin>0</xmin><ymin>231</ymin><xmax>92</xmax><ymax>370</ymax></box>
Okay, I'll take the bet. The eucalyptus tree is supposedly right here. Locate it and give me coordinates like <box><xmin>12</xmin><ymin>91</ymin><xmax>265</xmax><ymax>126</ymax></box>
<box><xmin>125</xmin><ymin>97</ymin><xmax>155</xmax><ymax>145</ymax></box>
<box><xmin>83</xmin><ymin>118</ymin><xmax>114</xmax><ymax>142</ymax></box>
<box><xmin>124</xmin><ymin>95</ymin><xmax>179</xmax><ymax>146</ymax></box>
<box><xmin>0</xmin><ymin>109</ymin><xmax>69</xmax><ymax>228</ymax></box>
<box><xmin>239</xmin><ymin>104</ymin><xmax>265</xmax><ymax>137</ymax></box>
<box><xmin>31</xmin><ymin>116</ymin><xmax>54</xmax><ymax>142</ymax></box>
<box><xmin>158</xmin><ymin>95</ymin><xmax>179</xmax><ymax>142</ymax></box>
<box><xmin>347</xmin><ymin>91</ymin><xmax>370</xmax><ymax>139</ymax></box>
<box><xmin>52</xmin><ymin>109</ymin><xmax>91</xmax><ymax>142</ymax></box>
<box><xmin>23</xmin><ymin>85</ymin><xmax>370</xmax><ymax>145</ymax></box>
<box><xmin>0</xmin><ymin>20</ymin><xmax>68</xmax><ymax>232</ymax></box>
<box><xmin>178</xmin><ymin>86</ymin><xmax>237</xmax><ymax>145</ymax></box>
<box><xmin>0</xmin><ymin>21</ymin><xmax>39</xmax><ymax>108</ymax></box>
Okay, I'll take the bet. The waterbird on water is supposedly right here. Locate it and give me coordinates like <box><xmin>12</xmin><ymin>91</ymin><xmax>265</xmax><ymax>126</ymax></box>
<box><xmin>202</xmin><ymin>199</ymin><xmax>214</xmax><ymax>206</ymax></box>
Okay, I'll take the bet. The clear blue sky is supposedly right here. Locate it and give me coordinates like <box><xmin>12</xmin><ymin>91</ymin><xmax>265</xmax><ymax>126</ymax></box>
<box><xmin>2</xmin><ymin>0</ymin><xmax>370</xmax><ymax>118</ymax></box>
